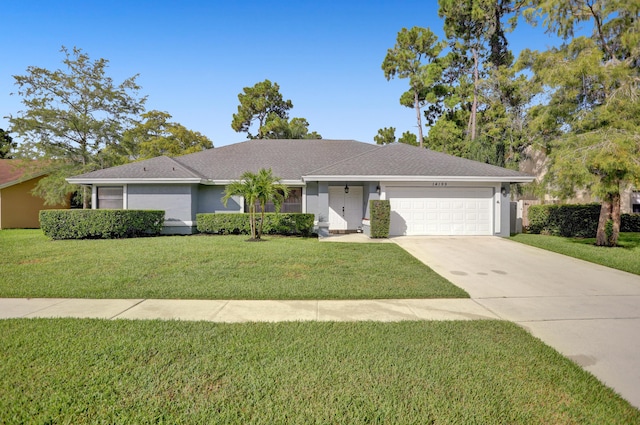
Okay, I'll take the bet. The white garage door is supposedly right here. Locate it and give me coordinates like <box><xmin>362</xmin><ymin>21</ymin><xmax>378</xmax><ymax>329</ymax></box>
<box><xmin>387</xmin><ymin>187</ymin><xmax>493</xmax><ymax>236</ymax></box>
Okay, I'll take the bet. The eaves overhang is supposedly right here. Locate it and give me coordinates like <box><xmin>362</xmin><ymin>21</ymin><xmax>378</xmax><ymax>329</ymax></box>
<box><xmin>302</xmin><ymin>175</ymin><xmax>536</xmax><ymax>184</ymax></box>
<box><xmin>201</xmin><ymin>179</ymin><xmax>305</xmax><ymax>186</ymax></box>
<box><xmin>65</xmin><ymin>177</ymin><xmax>205</xmax><ymax>185</ymax></box>
<box><xmin>0</xmin><ymin>172</ymin><xmax>48</xmax><ymax>190</ymax></box>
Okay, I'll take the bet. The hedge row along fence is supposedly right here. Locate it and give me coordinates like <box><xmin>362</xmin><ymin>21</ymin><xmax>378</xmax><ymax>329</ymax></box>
<box><xmin>369</xmin><ymin>200</ymin><xmax>391</xmax><ymax>238</ymax></box>
<box><xmin>40</xmin><ymin>210</ymin><xmax>164</xmax><ymax>240</ymax></box>
<box><xmin>196</xmin><ymin>213</ymin><xmax>315</xmax><ymax>236</ymax></box>
<box><xmin>527</xmin><ymin>203</ymin><xmax>640</xmax><ymax>237</ymax></box>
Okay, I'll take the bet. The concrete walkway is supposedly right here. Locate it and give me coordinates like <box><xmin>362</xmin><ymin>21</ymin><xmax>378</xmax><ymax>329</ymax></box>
<box><xmin>0</xmin><ymin>298</ymin><xmax>497</xmax><ymax>322</ymax></box>
<box><xmin>393</xmin><ymin>236</ymin><xmax>640</xmax><ymax>409</ymax></box>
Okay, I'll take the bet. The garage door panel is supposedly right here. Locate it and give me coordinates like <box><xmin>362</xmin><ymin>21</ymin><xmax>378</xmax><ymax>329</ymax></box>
<box><xmin>388</xmin><ymin>187</ymin><xmax>493</xmax><ymax>236</ymax></box>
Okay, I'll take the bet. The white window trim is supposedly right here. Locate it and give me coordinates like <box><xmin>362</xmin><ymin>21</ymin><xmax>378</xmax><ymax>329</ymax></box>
<box><xmin>93</xmin><ymin>185</ymin><xmax>126</xmax><ymax>209</ymax></box>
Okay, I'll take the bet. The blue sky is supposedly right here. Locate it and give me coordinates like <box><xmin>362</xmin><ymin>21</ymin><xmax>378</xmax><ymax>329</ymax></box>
<box><xmin>1</xmin><ymin>0</ymin><xmax>563</xmax><ymax>148</ymax></box>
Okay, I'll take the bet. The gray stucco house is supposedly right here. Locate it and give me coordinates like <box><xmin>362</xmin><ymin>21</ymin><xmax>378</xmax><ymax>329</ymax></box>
<box><xmin>67</xmin><ymin>139</ymin><xmax>534</xmax><ymax>237</ymax></box>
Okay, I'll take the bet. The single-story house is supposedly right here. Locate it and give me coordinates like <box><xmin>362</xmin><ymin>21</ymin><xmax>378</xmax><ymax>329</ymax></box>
<box><xmin>0</xmin><ymin>159</ymin><xmax>69</xmax><ymax>229</ymax></box>
<box><xmin>67</xmin><ymin>139</ymin><xmax>534</xmax><ymax>237</ymax></box>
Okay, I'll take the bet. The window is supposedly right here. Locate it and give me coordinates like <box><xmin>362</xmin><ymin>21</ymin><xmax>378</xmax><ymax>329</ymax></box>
<box><xmin>97</xmin><ymin>186</ymin><xmax>123</xmax><ymax>209</ymax></box>
<box><xmin>246</xmin><ymin>188</ymin><xmax>303</xmax><ymax>213</ymax></box>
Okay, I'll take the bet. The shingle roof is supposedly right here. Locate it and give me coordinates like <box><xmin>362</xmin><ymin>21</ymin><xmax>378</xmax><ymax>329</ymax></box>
<box><xmin>69</xmin><ymin>155</ymin><xmax>202</xmax><ymax>180</ymax></box>
<box><xmin>307</xmin><ymin>142</ymin><xmax>529</xmax><ymax>178</ymax></box>
<box><xmin>176</xmin><ymin>139</ymin><xmax>378</xmax><ymax>181</ymax></box>
<box><xmin>67</xmin><ymin>139</ymin><xmax>533</xmax><ymax>183</ymax></box>
<box><xmin>0</xmin><ymin>159</ymin><xmax>47</xmax><ymax>189</ymax></box>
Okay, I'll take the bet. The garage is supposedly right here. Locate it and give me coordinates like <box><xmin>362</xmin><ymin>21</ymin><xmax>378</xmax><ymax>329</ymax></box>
<box><xmin>387</xmin><ymin>187</ymin><xmax>494</xmax><ymax>236</ymax></box>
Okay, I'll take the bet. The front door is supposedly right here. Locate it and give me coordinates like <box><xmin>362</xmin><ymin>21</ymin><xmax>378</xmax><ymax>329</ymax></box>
<box><xmin>328</xmin><ymin>186</ymin><xmax>363</xmax><ymax>231</ymax></box>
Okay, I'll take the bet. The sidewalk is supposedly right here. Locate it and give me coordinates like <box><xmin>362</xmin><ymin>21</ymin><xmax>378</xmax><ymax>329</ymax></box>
<box><xmin>0</xmin><ymin>298</ymin><xmax>498</xmax><ymax>322</ymax></box>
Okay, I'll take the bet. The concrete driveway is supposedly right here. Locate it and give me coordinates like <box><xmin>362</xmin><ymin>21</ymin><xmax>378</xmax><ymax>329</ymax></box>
<box><xmin>393</xmin><ymin>236</ymin><xmax>640</xmax><ymax>409</ymax></box>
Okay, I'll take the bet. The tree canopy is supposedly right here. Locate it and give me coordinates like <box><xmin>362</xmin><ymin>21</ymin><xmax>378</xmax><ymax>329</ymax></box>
<box><xmin>231</xmin><ymin>79</ymin><xmax>321</xmax><ymax>140</ymax></box>
<box><xmin>104</xmin><ymin>110</ymin><xmax>213</xmax><ymax>165</ymax></box>
<box><xmin>8</xmin><ymin>46</ymin><xmax>146</xmax><ymax>206</ymax></box>
<box><xmin>0</xmin><ymin>129</ymin><xmax>16</xmax><ymax>159</ymax></box>
<box><xmin>382</xmin><ymin>26</ymin><xmax>445</xmax><ymax>148</ymax></box>
<box><xmin>518</xmin><ymin>0</ymin><xmax>640</xmax><ymax>246</ymax></box>
<box><xmin>231</xmin><ymin>80</ymin><xmax>292</xmax><ymax>139</ymax></box>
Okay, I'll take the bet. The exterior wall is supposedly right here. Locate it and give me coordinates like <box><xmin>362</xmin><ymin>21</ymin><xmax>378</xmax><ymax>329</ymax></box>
<box><xmin>498</xmin><ymin>183</ymin><xmax>510</xmax><ymax>237</ymax></box>
<box><xmin>197</xmin><ymin>185</ymin><xmax>242</xmax><ymax>213</ymax></box>
<box><xmin>0</xmin><ymin>176</ymin><xmax>68</xmax><ymax>229</ymax></box>
<box><xmin>314</xmin><ymin>182</ymin><xmax>330</xmax><ymax>236</ymax></box>
<box><xmin>126</xmin><ymin>184</ymin><xmax>198</xmax><ymax>234</ymax></box>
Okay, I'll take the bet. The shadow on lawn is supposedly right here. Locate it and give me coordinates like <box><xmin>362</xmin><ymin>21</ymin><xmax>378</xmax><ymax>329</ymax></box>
<box><xmin>568</xmin><ymin>232</ymin><xmax>640</xmax><ymax>249</ymax></box>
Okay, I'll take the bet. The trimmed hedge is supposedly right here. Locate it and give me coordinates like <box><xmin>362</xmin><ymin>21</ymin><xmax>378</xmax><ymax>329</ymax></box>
<box><xmin>196</xmin><ymin>213</ymin><xmax>315</xmax><ymax>236</ymax></box>
<box><xmin>622</xmin><ymin>214</ymin><xmax>640</xmax><ymax>232</ymax></box>
<box><xmin>527</xmin><ymin>204</ymin><xmax>600</xmax><ymax>237</ymax></box>
<box><xmin>40</xmin><ymin>210</ymin><xmax>164</xmax><ymax>240</ymax></box>
<box><xmin>370</xmin><ymin>200</ymin><xmax>391</xmax><ymax>238</ymax></box>
<box><xmin>527</xmin><ymin>204</ymin><xmax>640</xmax><ymax>237</ymax></box>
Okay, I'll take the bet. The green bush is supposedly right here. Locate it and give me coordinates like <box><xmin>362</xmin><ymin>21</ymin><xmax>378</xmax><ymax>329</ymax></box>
<box><xmin>527</xmin><ymin>205</ymin><xmax>550</xmax><ymax>234</ymax></box>
<box><xmin>370</xmin><ymin>200</ymin><xmax>391</xmax><ymax>238</ymax></box>
<box><xmin>527</xmin><ymin>204</ymin><xmax>601</xmax><ymax>237</ymax></box>
<box><xmin>621</xmin><ymin>214</ymin><xmax>640</xmax><ymax>232</ymax></box>
<box><xmin>40</xmin><ymin>210</ymin><xmax>164</xmax><ymax>240</ymax></box>
<box><xmin>196</xmin><ymin>213</ymin><xmax>315</xmax><ymax>236</ymax></box>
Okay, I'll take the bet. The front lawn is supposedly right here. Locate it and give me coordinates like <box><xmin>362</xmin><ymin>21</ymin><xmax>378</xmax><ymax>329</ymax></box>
<box><xmin>511</xmin><ymin>232</ymin><xmax>640</xmax><ymax>275</ymax></box>
<box><xmin>1</xmin><ymin>319</ymin><xmax>638</xmax><ymax>424</ymax></box>
<box><xmin>0</xmin><ymin>230</ymin><xmax>466</xmax><ymax>299</ymax></box>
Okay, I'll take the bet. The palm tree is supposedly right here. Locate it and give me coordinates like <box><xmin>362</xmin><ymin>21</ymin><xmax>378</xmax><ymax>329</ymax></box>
<box><xmin>222</xmin><ymin>171</ymin><xmax>260</xmax><ymax>239</ymax></box>
<box><xmin>222</xmin><ymin>168</ymin><xmax>289</xmax><ymax>240</ymax></box>
<box><xmin>255</xmin><ymin>168</ymin><xmax>289</xmax><ymax>239</ymax></box>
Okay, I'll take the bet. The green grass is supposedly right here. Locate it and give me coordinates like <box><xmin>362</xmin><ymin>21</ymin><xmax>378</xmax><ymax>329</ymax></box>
<box><xmin>1</xmin><ymin>319</ymin><xmax>638</xmax><ymax>424</ymax></box>
<box><xmin>511</xmin><ymin>232</ymin><xmax>640</xmax><ymax>275</ymax></box>
<box><xmin>0</xmin><ymin>229</ymin><xmax>466</xmax><ymax>299</ymax></box>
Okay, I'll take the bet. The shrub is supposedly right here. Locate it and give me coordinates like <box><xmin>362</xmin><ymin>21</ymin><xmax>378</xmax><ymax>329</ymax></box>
<box><xmin>527</xmin><ymin>205</ymin><xmax>550</xmax><ymax>234</ymax></box>
<box><xmin>526</xmin><ymin>204</ymin><xmax>601</xmax><ymax>237</ymax></box>
<box><xmin>196</xmin><ymin>213</ymin><xmax>315</xmax><ymax>236</ymax></box>
<box><xmin>370</xmin><ymin>200</ymin><xmax>391</xmax><ymax>238</ymax></box>
<box><xmin>40</xmin><ymin>210</ymin><xmax>164</xmax><ymax>240</ymax></box>
<box><xmin>621</xmin><ymin>214</ymin><xmax>640</xmax><ymax>232</ymax></box>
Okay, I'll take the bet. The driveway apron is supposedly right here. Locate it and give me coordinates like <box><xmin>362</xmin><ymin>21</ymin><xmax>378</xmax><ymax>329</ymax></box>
<box><xmin>393</xmin><ymin>235</ymin><xmax>640</xmax><ymax>409</ymax></box>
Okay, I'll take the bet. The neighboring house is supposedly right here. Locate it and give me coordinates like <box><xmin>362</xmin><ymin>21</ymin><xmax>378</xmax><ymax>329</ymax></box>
<box><xmin>0</xmin><ymin>160</ymin><xmax>68</xmax><ymax>229</ymax></box>
<box><xmin>519</xmin><ymin>146</ymin><xmax>640</xmax><ymax>214</ymax></box>
<box><xmin>67</xmin><ymin>139</ymin><xmax>534</xmax><ymax>237</ymax></box>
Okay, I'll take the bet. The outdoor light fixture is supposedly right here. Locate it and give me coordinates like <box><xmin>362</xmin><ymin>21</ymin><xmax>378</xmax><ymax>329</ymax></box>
<box><xmin>344</xmin><ymin>184</ymin><xmax>350</xmax><ymax>194</ymax></box>
<box><xmin>376</xmin><ymin>185</ymin><xmax>381</xmax><ymax>194</ymax></box>
<box><xmin>501</xmin><ymin>187</ymin><xmax>507</xmax><ymax>197</ymax></box>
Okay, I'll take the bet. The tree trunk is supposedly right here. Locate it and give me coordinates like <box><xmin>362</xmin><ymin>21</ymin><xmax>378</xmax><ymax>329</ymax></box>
<box><xmin>258</xmin><ymin>205</ymin><xmax>265</xmax><ymax>239</ymax></box>
<box><xmin>611</xmin><ymin>192</ymin><xmax>621</xmax><ymax>246</ymax></box>
<box><xmin>595</xmin><ymin>193</ymin><xmax>621</xmax><ymax>247</ymax></box>
<box><xmin>83</xmin><ymin>185</ymin><xmax>89</xmax><ymax>209</ymax></box>
<box><xmin>415</xmin><ymin>89</ymin><xmax>424</xmax><ymax>148</ymax></box>
<box><xmin>249</xmin><ymin>204</ymin><xmax>256</xmax><ymax>239</ymax></box>
<box><xmin>470</xmin><ymin>47</ymin><xmax>479</xmax><ymax>141</ymax></box>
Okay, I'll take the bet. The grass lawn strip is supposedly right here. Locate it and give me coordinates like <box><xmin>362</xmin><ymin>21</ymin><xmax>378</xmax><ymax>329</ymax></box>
<box><xmin>0</xmin><ymin>230</ymin><xmax>466</xmax><ymax>300</ymax></box>
<box><xmin>1</xmin><ymin>319</ymin><xmax>638</xmax><ymax>424</ymax></box>
<box><xmin>511</xmin><ymin>233</ymin><xmax>640</xmax><ymax>276</ymax></box>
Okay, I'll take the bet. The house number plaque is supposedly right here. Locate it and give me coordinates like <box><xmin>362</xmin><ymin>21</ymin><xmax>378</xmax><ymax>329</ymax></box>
<box><xmin>432</xmin><ymin>182</ymin><xmax>448</xmax><ymax>186</ymax></box>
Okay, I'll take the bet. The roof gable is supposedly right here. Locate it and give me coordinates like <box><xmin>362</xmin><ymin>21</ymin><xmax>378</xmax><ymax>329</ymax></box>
<box><xmin>0</xmin><ymin>160</ymin><xmax>47</xmax><ymax>189</ymax></box>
